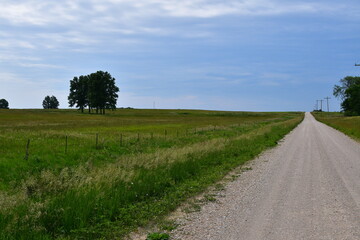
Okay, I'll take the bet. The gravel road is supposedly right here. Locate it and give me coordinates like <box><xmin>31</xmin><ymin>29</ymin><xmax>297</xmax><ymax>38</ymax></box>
<box><xmin>171</xmin><ymin>112</ymin><xmax>360</xmax><ymax>240</ymax></box>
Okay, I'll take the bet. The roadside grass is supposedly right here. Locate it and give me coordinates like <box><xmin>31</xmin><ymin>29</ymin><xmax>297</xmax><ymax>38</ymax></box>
<box><xmin>0</xmin><ymin>109</ymin><xmax>303</xmax><ymax>239</ymax></box>
<box><xmin>312</xmin><ymin>112</ymin><xmax>360</xmax><ymax>141</ymax></box>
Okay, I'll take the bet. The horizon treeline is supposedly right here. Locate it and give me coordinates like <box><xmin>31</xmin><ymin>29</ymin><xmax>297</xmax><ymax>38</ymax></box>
<box><xmin>68</xmin><ymin>71</ymin><xmax>119</xmax><ymax>114</ymax></box>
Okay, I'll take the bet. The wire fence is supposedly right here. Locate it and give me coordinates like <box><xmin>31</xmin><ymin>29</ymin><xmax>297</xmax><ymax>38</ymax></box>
<box><xmin>7</xmin><ymin>124</ymin><xmax>239</xmax><ymax>161</ymax></box>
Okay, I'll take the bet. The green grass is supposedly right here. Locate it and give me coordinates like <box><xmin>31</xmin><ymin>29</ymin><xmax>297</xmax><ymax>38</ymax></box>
<box><xmin>312</xmin><ymin>112</ymin><xmax>360</xmax><ymax>141</ymax></box>
<box><xmin>0</xmin><ymin>109</ymin><xmax>304</xmax><ymax>239</ymax></box>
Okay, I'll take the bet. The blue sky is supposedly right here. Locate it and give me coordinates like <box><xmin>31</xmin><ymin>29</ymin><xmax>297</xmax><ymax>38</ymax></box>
<box><xmin>1</xmin><ymin>0</ymin><xmax>359</xmax><ymax>111</ymax></box>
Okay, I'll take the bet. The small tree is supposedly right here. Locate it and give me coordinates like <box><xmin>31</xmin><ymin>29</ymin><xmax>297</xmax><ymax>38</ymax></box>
<box><xmin>0</xmin><ymin>99</ymin><xmax>9</xmax><ymax>109</ymax></box>
<box><xmin>43</xmin><ymin>95</ymin><xmax>59</xmax><ymax>109</ymax></box>
<box><xmin>50</xmin><ymin>96</ymin><xmax>59</xmax><ymax>109</ymax></box>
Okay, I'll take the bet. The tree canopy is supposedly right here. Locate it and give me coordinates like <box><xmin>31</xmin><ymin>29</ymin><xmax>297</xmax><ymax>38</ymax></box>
<box><xmin>68</xmin><ymin>71</ymin><xmax>119</xmax><ymax>114</ymax></box>
<box><xmin>333</xmin><ymin>76</ymin><xmax>360</xmax><ymax>116</ymax></box>
<box><xmin>0</xmin><ymin>99</ymin><xmax>9</xmax><ymax>109</ymax></box>
<box><xmin>43</xmin><ymin>95</ymin><xmax>59</xmax><ymax>109</ymax></box>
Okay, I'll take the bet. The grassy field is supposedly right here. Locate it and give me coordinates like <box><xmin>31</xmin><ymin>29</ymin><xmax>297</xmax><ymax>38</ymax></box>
<box><xmin>0</xmin><ymin>109</ymin><xmax>304</xmax><ymax>239</ymax></box>
<box><xmin>312</xmin><ymin>112</ymin><xmax>360</xmax><ymax>141</ymax></box>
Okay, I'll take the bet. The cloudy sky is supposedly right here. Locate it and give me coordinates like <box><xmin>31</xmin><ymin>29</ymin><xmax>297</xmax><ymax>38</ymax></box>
<box><xmin>1</xmin><ymin>0</ymin><xmax>359</xmax><ymax>111</ymax></box>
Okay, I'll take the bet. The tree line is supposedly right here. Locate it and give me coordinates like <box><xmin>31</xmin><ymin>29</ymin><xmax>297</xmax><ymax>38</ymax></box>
<box><xmin>68</xmin><ymin>71</ymin><xmax>119</xmax><ymax>114</ymax></box>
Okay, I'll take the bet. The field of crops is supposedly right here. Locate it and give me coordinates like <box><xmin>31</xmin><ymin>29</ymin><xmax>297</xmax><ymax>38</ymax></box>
<box><xmin>0</xmin><ymin>109</ymin><xmax>303</xmax><ymax>239</ymax></box>
<box><xmin>312</xmin><ymin>112</ymin><xmax>360</xmax><ymax>141</ymax></box>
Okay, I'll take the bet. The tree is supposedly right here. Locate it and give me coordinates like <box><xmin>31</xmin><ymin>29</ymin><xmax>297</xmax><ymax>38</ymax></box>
<box><xmin>88</xmin><ymin>71</ymin><xmax>119</xmax><ymax>114</ymax></box>
<box><xmin>0</xmin><ymin>99</ymin><xmax>9</xmax><ymax>109</ymax></box>
<box><xmin>68</xmin><ymin>75</ymin><xmax>88</xmax><ymax>113</ymax></box>
<box><xmin>333</xmin><ymin>76</ymin><xmax>360</xmax><ymax>115</ymax></box>
<box><xmin>68</xmin><ymin>71</ymin><xmax>119</xmax><ymax>114</ymax></box>
<box><xmin>341</xmin><ymin>84</ymin><xmax>360</xmax><ymax>116</ymax></box>
<box><xmin>43</xmin><ymin>95</ymin><xmax>59</xmax><ymax>109</ymax></box>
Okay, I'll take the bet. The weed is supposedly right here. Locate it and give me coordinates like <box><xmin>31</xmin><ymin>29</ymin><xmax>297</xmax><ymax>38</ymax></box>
<box><xmin>146</xmin><ymin>232</ymin><xmax>170</xmax><ymax>240</ymax></box>
<box><xmin>159</xmin><ymin>220</ymin><xmax>178</xmax><ymax>231</ymax></box>
<box><xmin>242</xmin><ymin>167</ymin><xmax>253</xmax><ymax>171</ymax></box>
<box><xmin>203</xmin><ymin>194</ymin><xmax>217</xmax><ymax>202</ymax></box>
<box><xmin>214</xmin><ymin>183</ymin><xmax>225</xmax><ymax>191</ymax></box>
<box><xmin>183</xmin><ymin>202</ymin><xmax>202</xmax><ymax>213</ymax></box>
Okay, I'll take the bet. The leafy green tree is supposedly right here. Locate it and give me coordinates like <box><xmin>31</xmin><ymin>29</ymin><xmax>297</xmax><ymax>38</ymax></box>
<box><xmin>43</xmin><ymin>96</ymin><xmax>51</xmax><ymax>109</ymax></box>
<box><xmin>333</xmin><ymin>76</ymin><xmax>360</xmax><ymax>115</ymax></box>
<box><xmin>68</xmin><ymin>75</ymin><xmax>88</xmax><ymax>113</ymax></box>
<box><xmin>88</xmin><ymin>71</ymin><xmax>105</xmax><ymax>114</ymax></box>
<box><xmin>43</xmin><ymin>95</ymin><xmax>59</xmax><ymax>109</ymax></box>
<box><xmin>0</xmin><ymin>99</ymin><xmax>9</xmax><ymax>109</ymax></box>
<box><xmin>50</xmin><ymin>96</ymin><xmax>59</xmax><ymax>109</ymax></box>
<box><xmin>341</xmin><ymin>84</ymin><xmax>360</xmax><ymax>116</ymax></box>
<box><xmin>104</xmin><ymin>72</ymin><xmax>119</xmax><ymax>111</ymax></box>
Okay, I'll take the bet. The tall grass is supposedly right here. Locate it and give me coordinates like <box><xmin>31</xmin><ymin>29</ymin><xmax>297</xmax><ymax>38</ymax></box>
<box><xmin>0</xmin><ymin>109</ymin><xmax>303</xmax><ymax>239</ymax></box>
<box><xmin>312</xmin><ymin>112</ymin><xmax>360</xmax><ymax>141</ymax></box>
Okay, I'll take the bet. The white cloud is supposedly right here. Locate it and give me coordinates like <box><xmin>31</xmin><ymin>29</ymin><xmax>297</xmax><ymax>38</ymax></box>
<box><xmin>0</xmin><ymin>0</ymin><xmax>347</xmax><ymax>27</ymax></box>
<box><xmin>0</xmin><ymin>39</ymin><xmax>36</xmax><ymax>49</ymax></box>
<box><xmin>17</xmin><ymin>63</ymin><xmax>65</xmax><ymax>69</ymax></box>
<box><xmin>0</xmin><ymin>52</ymin><xmax>64</xmax><ymax>69</ymax></box>
<box><xmin>0</xmin><ymin>0</ymin><xmax>350</xmax><ymax>54</ymax></box>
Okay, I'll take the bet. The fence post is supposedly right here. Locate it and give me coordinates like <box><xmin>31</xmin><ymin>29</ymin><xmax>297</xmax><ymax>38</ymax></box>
<box><xmin>120</xmin><ymin>134</ymin><xmax>123</xmax><ymax>146</ymax></box>
<box><xmin>24</xmin><ymin>139</ymin><xmax>30</xmax><ymax>160</ymax></box>
<box><xmin>65</xmin><ymin>136</ymin><xmax>68</xmax><ymax>154</ymax></box>
<box><xmin>137</xmin><ymin>133</ymin><xmax>140</xmax><ymax>142</ymax></box>
<box><xmin>177</xmin><ymin>130</ymin><xmax>179</xmax><ymax>137</ymax></box>
<box><xmin>164</xmin><ymin>130</ymin><xmax>167</xmax><ymax>138</ymax></box>
<box><xmin>96</xmin><ymin>133</ymin><xmax>99</xmax><ymax>149</ymax></box>
<box><xmin>151</xmin><ymin>132</ymin><xmax>153</xmax><ymax>140</ymax></box>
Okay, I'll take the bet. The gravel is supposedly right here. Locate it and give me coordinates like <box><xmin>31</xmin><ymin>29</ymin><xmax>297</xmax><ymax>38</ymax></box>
<box><xmin>171</xmin><ymin>112</ymin><xmax>360</xmax><ymax>240</ymax></box>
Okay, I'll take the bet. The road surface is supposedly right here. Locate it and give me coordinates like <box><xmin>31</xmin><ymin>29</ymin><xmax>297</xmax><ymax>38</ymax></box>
<box><xmin>172</xmin><ymin>112</ymin><xmax>360</xmax><ymax>240</ymax></box>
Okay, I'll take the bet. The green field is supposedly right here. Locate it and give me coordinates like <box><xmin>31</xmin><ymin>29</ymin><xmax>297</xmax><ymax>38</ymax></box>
<box><xmin>312</xmin><ymin>112</ymin><xmax>360</xmax><ymax>141</ymax></box>
<box><xmin>0</xmin><ymin>109</ymin><xmax>304</xmax><ymax>239</ymax></box>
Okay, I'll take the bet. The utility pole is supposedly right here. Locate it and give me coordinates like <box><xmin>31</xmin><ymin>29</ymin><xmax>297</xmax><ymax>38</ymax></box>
<box><xmin>319</xmin><ymin>99</ymin><xmax>324</xmax><ymax>111</ymax></box>
<box><xmin>324</xmin><ymin>97</ymin><xmax>331</xmax><ymax>112</ymax></box>
<box><xmin>316</xmin><ymin>100</ymin><xmax>319</xmax><ymax>111</ymax></box>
